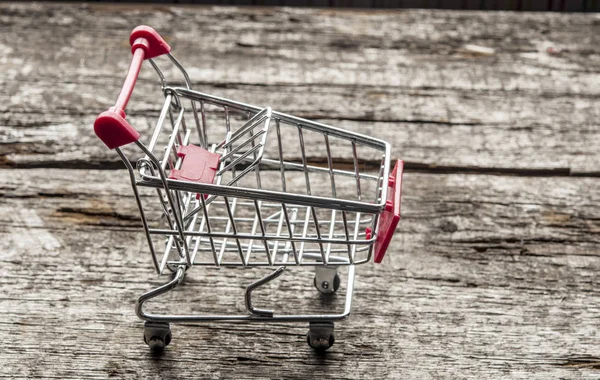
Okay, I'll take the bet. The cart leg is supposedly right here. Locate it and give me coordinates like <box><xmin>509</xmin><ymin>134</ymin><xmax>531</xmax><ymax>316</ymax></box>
<box><xmin>144</xmin><ymin>321</ymin><xmax>172</xmax><ymax>352</ymax></box>
<box><xmin>307</xmin><ymin>321</ymin><xmax>335</xmax><ymax>351</ymax></box>
<box><xmin>245</xmin><ymin>266</ymin><xmax>286</xmax><ymax>317</ymax></box>
<box><xmin>314</xmin><ymin>266</ymin><xmax>340</xmax><ymax>294</ymax></box>
<box><xmin>136</xmin><ymin>266</ymin><xmax>185</xmax><ymax>321</ymax></box>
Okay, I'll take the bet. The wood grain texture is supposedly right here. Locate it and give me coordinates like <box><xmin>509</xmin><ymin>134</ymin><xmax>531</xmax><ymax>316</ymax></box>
<box><xmin>1</xmin><ymin>168</ymin><xmax>600</xmax><ymax>379</ymax></box>
<box><xmin>1</xmin><ymin>3</ymin><xmax>600</xmax><ymax>379</ymax></box>
<box><xmin>0</xmin><ymin>3</ymin><xmax>599</xmax><ymax>174</ymax></box>
<box><xmin>44</xmin><ymin>0</ymin><xmax>600</xmax><ymax>10</ymax></box>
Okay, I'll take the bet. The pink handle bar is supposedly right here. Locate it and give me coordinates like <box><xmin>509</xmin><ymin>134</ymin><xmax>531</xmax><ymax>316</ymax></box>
<box><xmin>94</xmin><ymin>26</ymin><xmax>171</xmax><ymax>149</ymax></box>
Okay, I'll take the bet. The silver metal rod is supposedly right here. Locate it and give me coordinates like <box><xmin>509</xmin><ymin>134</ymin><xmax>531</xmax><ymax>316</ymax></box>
<box><xmin>352</xmin><ymin>141</ymin><xmax>362</xmax><ymax>201</ymax></box>
<box><xmin>218</xmin><ymin>130</ymin><xmax>266</xmax><ymax>162</ymax></box>
<box><xmin>216</xmin><ymin>144</ymin><xmax>263</xmax><ymax>175</ymax></box>
<box><xmin>244</xmin><ymin>267</ymin><xmax>285</xmax><ymax>317</ymax></box>
<box><xmin>172</xmin><ymin>87</ymin><xmax>388</xmax><ymax>150</ymax></box>
<box><xmin>281</xmin><ymin>204</ymin><xmax>299</xmax><ymax>265</ymax></box>
<box><xmin>148</xmin><ymin>228</ymin><xmax>374</xmax><ymax>245</ymax></box>
<box><xmin>136</xmin><ymin>265</ymin><xmax>356</xmax><ymax>323</ymax></box>
<box><xmin>147</xmin><ymin>94</ymin><xmax>172</xmax><ymax>154</ymax></box>
<box><xmin>223</xmin><ymin>196</ymin><xmax>245</xmax><ymax>266</ymax></box>
<box><xmin>116</xmin><ymin>148</ymin><xmax>160</xmax><ymax>274</ymax></box>
<box><xmin>199</xmin><ymin>194</ymin><xmax>218</xmax><ymax>266</ymax></box>
<box><xmin>298</xmin><ymin>126</ymin><xmax>312</xmax><ymax>196</ymax></box>
<box><xmin>216</xmin><ymin>108</ymin><xmax>270</xmax><ymax>150</ymax></box>
<box><xmin>310</xmin><ymin>207</ymin><xmax>326</xmax><ymax>264</ymax></box>
<box><xmin>275</xmin><ymin>120</ymin><xmax>287</xmax><ymax>192</ymax></box>
<box><xmin>137</xmin><ymin>177</ymin><xmax>384</xmax><ymax>214</ymax></box>
<box><xmin>258</xmin><ymin>158</ymin><xmax>381</xmax><ymax>181</ymax></box>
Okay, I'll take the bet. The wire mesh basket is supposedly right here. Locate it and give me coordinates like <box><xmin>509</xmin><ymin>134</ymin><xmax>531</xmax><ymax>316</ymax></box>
<box><xmin>94</xmin><ymin>25</ymin><xmax>404</xmax><ymax>351</ymax></box>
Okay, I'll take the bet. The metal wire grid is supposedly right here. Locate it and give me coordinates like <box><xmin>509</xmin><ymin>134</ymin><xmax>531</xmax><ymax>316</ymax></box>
<box><xmin>125</xmin><ymin>55</ymin><xmax>390</xmax><ymax>274</ymax></box>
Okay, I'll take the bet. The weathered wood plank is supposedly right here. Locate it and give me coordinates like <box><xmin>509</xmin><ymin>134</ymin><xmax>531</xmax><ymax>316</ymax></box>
<box><xmin>0</xmin><ymin>4</ymin><xmax>599</xmax><ymax>174</ymax></box>
<box><xmin>2</xmin><ymin>79</ymin><xmax>599</xmax><ymax>175</ymax></box>
<box><xmin>8</xmin><ymin>0</ymin><xmax>598</xmax><ymax>10</ymax></box>
<box><xmin>3</xmin><ymin>5</ymin><xmax>599</xmax><ymax>90</ymax></box>
<box><xmin>1</xmin><ymin>168</ymin><xmax>599</xmax><ymax>378</ymax></box>
<box><xmin>1</xmin><ymin>3</ymin><xmax>599</xmax><ymax>379</ymax></box>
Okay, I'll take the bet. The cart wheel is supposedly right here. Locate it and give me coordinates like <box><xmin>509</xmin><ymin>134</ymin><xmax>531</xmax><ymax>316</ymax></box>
<box><xmin>307</xmin><ymin>322</ymin><xmax>335</xmax><ymax>351</ymax></box>
<box><xmin>313</xmin><ymin>272</ymin><xmax>341</xmax><ymax>294</ymax></box>
<box><xmin>143</xmin><ymin>322</ymin><xmax>172</xmax><ymax>352</ymax></box>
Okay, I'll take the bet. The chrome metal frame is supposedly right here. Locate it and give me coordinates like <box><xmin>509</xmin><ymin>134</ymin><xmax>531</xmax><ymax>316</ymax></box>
<box><xmin>116</xmin><ymin>53</ymin><xmax>391</xmax><ymax>327</ymax></box>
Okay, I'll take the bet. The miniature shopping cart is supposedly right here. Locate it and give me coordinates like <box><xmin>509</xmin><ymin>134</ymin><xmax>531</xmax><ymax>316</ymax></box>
<box><xmin>94</xmin><ymin>26</ymin><xmax>404</xmax><ymax>351</ymax></box>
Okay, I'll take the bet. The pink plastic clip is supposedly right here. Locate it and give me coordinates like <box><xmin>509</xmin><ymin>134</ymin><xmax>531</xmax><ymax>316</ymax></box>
<box><xmin>372</xmin><ymin>160</ymin><xmax>404</xmax><ymax>263</ymax></box>
<box><xmin>169</xmin><ymin>144</ymin><xmax>220</xmax><ymax>187</ymax></box>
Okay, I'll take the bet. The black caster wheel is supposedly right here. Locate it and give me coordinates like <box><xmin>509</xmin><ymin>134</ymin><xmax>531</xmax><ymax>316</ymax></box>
<box><xmin>307</xmin><ymin>322</ymin><xmax>335</xmax><ymax>351</ymax></box>
<box><xmin>143</xmin><ymin>322</ymin><xmax>172</xmax><ymax>352</ymax></box>
<box><xmin>314</xmin><ymin>272</ymin><xmax>340</xmax><ymax>294</ymax></box>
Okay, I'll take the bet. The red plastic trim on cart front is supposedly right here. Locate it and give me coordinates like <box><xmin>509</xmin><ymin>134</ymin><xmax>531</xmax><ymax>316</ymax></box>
<box><xmin>366</xmin><ymin>160</ymin><xmax>404</xmax><ymax>263</ymax></box>
<box><xmin>93</xmin><ymin>26</ymin><xmax>171</xmax><ymax>149</ymax></box>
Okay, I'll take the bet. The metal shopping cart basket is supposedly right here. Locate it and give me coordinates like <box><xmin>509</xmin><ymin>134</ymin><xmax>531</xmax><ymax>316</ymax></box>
<box><xmin>94</xmin><ymin>26</ymin><xmax>404</xmax><ymax>352</ymax></box>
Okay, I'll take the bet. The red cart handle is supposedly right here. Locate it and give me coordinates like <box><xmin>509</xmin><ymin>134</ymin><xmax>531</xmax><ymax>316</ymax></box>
<box><xmin>367</xmin><ymin>160</ymin><xmax>404</xmax><ymax>263</ymax></box>
<box><xmin>94</xmin><ymin>26</ymin><xmax>171</xmax><ymax>149</ymax></box>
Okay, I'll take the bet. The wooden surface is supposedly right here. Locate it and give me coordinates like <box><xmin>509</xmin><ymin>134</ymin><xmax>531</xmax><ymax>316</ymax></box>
<box><xmin>1</xmin><ymin>3</ymin><xmax>599</xmax><ymax>379</ymax></box>
<box><xmin>58</xmin><ymin>0</ymin><xmax>600</xmax><ymax>12</ymax></box>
